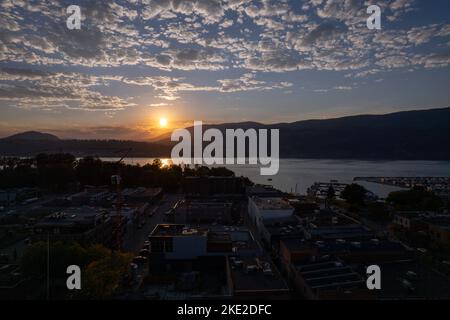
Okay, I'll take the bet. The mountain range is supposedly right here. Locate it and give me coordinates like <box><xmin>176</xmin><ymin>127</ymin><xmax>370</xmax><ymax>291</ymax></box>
<box><xmin>1</xmin><ymin>107</ymin><xmax>449</xmax><ymax>160</ymax></box>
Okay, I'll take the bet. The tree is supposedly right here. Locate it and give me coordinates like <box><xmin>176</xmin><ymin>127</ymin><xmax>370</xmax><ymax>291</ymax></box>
<box><xmin>20</xmin><ymin>241</ymin><xmax>132</xmax><ymax>299</ymax></box>
<box><xmin>341</xmin><ymin>184</ymin><xmax>367</xmax><ymax>205</ymax></box>
<box><xmin>324</xmin><ymin>185</ymin><xmax>335</xmax><ymax>209</ymax></box>
<box><xmin>386</xmin><ymin>186</ymin><xmax>443</xmax><ymax>211</ymax></box>
<box><xmin>21</xmin><ymin>241</ymin><xmax>88</xmax><ymax>279</ymax></box>
<box><xmin>35</xmin><ymin>153</ymin><xmax>76</xmax><ymax>191</ymax></box>
<box><xmin>367</xmin><ymin>201</ymin><xmax>390</xmax><ymax>220</ymax></box>
<box><xmin>83</xmin><ymin>251</ymin><xmax>133</xmax><ymax>299</ymax></box>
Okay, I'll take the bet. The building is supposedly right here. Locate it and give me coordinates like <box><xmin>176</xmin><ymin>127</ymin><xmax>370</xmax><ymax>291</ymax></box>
<box><xmin>289</xmin><ymin>257</ymin><xmax>371</xmax><ymax>300</ymax></box>
<box><xmin>122</xmin><ymin>187</ymin><xmax>163</xmax><ymax>204</ymax></box>
<box><xmin>245</xmin><ymin>184</ymin><xmax>285</xmax><ymax>198</ymax></box>
<box><xmin>148</xmin><ymin>224</ymin><xmax>209</xmax><ymax>260</ymax></box>
<box><xmin>183</xmin><ymin>176</ymin><xmax>245</xmax><ymax>197</ymax></box>
<box><xmin>148</xmin><ymin>224</ymin><xmax>260</xmax><ymax>260</ymax></box>
<box><xmin>0</xmin><ymin>188</ymin><xmax>40</xmax><ymax>207</ymax></box>
<box><xmin>168</xmin><ymin>199</ymin><xmax>236</xmax><ymax>224</ymax></box>
<box><xmin>69</xmin><ymin>186</ymin><xmax>111</xmax><ymax>206</ymax></box>
<box><xmin>376</xmin><ymin>260</ymin><xmax>450</xmax><ymax>299</ymax></box>
<box><xmin>248</xmin><ymin>196</ymin><xmax>294</xmax><ymax>230</ymax></box>
<box><xmin>260</xmin><ymin>216</ymin><xmax>303</xmax><ymax>252</ymax></box>
<box><xmin>422</xmin><ymin>217</ymin><xmax>450</xmax><ymax>245</ymax></box>
<box><xmin>280</xmin><ymin>238</ymin><xmax>410</xmax><ymax>266</ymax></box>
<box><xmin>227</xmin><ymin>256</ymin><xmax>290</xmax><ymax>299</ymax></box>
<box><xmin>139</xmin><ymin>256</ymin><xmax>230</xmax><ymax>299</ymax></box>
<box><xmin>302</xmin><ymin>212</ymin><xmax>373</xmax><ymax>240</ymax></box>
<box><xmin>392</xmin><ymin>212</ymin><xmax>436</xmax><ymax>231</ymax></box>
<box><xmin>393</xmin><ymin>213</ymin><xmax>450</xmax><ymax>245</ymax></box>
<box><xmin>32</xmin><ymin>206</ymin><xmax>118</xmax><ymax>246</ymax></box>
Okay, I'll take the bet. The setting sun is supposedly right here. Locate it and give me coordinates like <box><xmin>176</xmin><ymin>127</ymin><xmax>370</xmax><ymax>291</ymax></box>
<box><xmin>159</xmin><ymin>117</ymin><xmax>168</xmax><ymax>127</ymax></box>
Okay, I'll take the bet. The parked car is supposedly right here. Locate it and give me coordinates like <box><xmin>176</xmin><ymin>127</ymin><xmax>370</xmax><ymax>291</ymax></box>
<box><xmin>132</xmin><ymin>256</ymin><xmax>148</xmax><ymax>264</ymax></box>
<box><xmin>139</xmin><ymin>249</ymin><xmax>150</xmax><ymax>257</ymax></box>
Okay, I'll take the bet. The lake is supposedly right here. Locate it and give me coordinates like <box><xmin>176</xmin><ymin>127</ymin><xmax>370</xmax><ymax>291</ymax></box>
<box><xmin>100</xmin><ymin>158</ymin><xmax>450</xmax><ymax>198</ymax></box>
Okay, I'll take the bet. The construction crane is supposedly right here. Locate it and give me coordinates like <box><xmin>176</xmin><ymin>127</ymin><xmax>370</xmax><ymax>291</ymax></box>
<box><xmin>111</xmin><ymin>148</ymin><xmax>132</xmax><ymax>251</ymax></box>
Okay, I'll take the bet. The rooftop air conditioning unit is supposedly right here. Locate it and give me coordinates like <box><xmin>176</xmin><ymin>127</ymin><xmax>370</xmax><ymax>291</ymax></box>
<box><xmin>246</xmin><ymin>265</ymin><xmax>258</xmax><ymax>273</ymax></box>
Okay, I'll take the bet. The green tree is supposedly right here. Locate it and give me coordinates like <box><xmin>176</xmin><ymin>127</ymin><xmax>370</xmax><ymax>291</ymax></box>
<box><xmin>20</xmin><ymin>241</ymin><xmax>132</xmax><ymax>299</ymax></box>
<box><xmin>83</xmin><ymin>251</ymin><xmax>133</xmax><ymax>299</ymax></box>
<box><xmin>386</xmin><ymin>186</ymin><xmax>443</xmax><ymax>211</ymax></box>
<box><xmin>341</xmin><ymin>183</ymin><xmax>367</xmax><ymax>206</ymax></box>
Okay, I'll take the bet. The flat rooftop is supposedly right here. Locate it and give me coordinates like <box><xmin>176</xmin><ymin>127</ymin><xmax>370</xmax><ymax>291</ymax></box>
<box><xmin>123</xmin><ymin>187</ymin><xmax>162</xmax><ymax>197</ymax></box>
<box><xmin>263</xmin><ymin>216</ymin><xmax>304</xmax><ymax>237</ymax></box>
<box><xmin>251</xmin><ymin>196</ymin><xmax>294</xmax><ymax>210</ymax></box>
<box><xmin>378</xmin><ymin>260</ymin><xmax>450</xmax><ymax>299</ymax></box>
<box><xmin>308</xmin><ymin>213</ymin><xmax>360</xmax><ymax>228</ymax></box>
<box><xmin>229</xmin><ymin>256</ymin><xmax>289</xmax><ymax>293</ymax></box>
<box><xmin>295</xmin><ymin>258</ymin><xmax>364</xmax><ymax>291</ymax></box>
<box><xmin>200</xmin><ymin>224</ymin><xmax>261</xmax><ymax>255</ymax></box>
<box><xmin>35</xmin><ymin>206</ymin><xmax>107</xmax><ymax>227</ymax></box>
<box><xmin>150</xmin><ymin>224</ymin><xmax>208</xmax><ymax>237</ymax></box>
<box><xmin>306</xmin><ymin>226</ymin><xmax>373</xmax><ymax>240</ymax></box>
<box><xmin>246</xmin><ymin>184</ymin><xmax>284</xmax><ymax>196</ymax></box>
<box><xmin>181</xmin><ymin>199</ymin><xmax>233</xmax><ymax>208</ymax></box>
<box><xmin>282</xmin><ymin>238</ymin><xmax>407</xmax><ymax>254</ymax></box>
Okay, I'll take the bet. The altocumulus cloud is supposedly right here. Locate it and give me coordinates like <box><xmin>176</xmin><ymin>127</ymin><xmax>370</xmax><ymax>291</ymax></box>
<box><xmin>0</xmin><ymin>0</ymin><xmax>448</xmax><ymax>111</ymax></box>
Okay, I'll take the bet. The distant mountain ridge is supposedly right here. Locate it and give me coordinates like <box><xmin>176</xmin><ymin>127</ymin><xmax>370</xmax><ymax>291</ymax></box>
<box><xmin>4</xmin><ymin>131</ymin><xmax>60</xmax><ymax>141</ymax></box>
<box><xmin>1</xmin><ymin>107</ymin><xmax>449</xmax><ymax>160</ymax></box>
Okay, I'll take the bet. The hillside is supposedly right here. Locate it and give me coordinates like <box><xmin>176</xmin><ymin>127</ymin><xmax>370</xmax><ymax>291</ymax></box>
<box><xmin>1</xmin><ymin>107</ymin><xmax>449</xmax><ymax>160</ymax></box>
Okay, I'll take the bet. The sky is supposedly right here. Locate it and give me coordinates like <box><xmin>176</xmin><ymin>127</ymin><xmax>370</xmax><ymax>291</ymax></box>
<box><xmin>0</xmin><ymin>0</ymin><xmax>449</xmax><ymax>140</ymax></box>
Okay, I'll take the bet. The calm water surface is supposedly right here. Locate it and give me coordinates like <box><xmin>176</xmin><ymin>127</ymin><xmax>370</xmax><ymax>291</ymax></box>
<box><xmin>101</xmin><ymin>158</ymin><xmax>450</xmax><ymax>198</ymax></box>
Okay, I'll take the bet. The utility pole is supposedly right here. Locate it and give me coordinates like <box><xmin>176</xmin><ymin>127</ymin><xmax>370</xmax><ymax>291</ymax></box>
<box><xmin>47</xmin><ymin>232</ymin><xmax>50</xmax><ymax>300</ymax></box>
<box><xmin>111</xmin><ymin>148</ymin><xmax>132</xmax><ymax>251</ymax></box>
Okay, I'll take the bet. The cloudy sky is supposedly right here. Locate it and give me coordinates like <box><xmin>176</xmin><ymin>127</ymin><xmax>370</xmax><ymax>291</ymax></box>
<box><xmin>0</xmin><ymin>0</ymin><xmax>449</xmax><ymax>140</ymax></box>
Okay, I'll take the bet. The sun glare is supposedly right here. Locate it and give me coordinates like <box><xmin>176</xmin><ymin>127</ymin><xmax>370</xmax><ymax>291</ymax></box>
<box><xmin>159</xmin><ymin>117</ymin><xmax>168</xmax><ymax>127</ymax></box>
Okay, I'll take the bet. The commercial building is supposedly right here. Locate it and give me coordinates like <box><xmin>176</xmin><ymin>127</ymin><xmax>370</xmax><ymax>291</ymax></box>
<box><xmin>245</xmin><ymin>184</ymin><xmax>285</xmax><ymax>198</ymax></box>
<box><xmin>227</xmin><ymin>256</ymin><xmax>290</xmax><ymax>299</ymax></box>
<box><xmin>148</xmin><ymin>224</ymin><xmax>209</xmax><ymax>260</ymax></box>
<box><xmin>0</xmin><ymin>188</ymin><xmax>40</xmax><ymax>207</ymax></box>
<box><xmin>248</xmin><ymin>196</ymin><xmax>294</xmax><ymax>230</ymax></box>
<box><xmin>32</xmin><ymin>206</ymin><xmax>118</xmax><ymax>246</ymax></box>
<box><xmin>376</xmin><ymin>260</ymin><xmax>450</xmax><ymax>299</ymax></box>
<box><xmin>122</xmin><ymin>187</ymin><xmax>163</xmax><ymax>204</ymax></box>
<box><xmin>393</xmin><ymin>213</ymin><xmax>450</xmax><ymax>245</ymax></box>
<box><xmin>148</xmin><ymin>224</ymin><xmax>261</xmax><ymax>260</ymax></box>
<box><xmin>280</xmin><ymin>238</ymin><xmax>410</xmax><ymax>266</ymax></box>
<box><xmin>289</xmin><ymin>257</ymin><xmax>371</xmax><ymax>300</ymax></box>
<box><xmin>260</xmin><ymin>216</ymin><xmax>303</xmax><ymax>252</ymax></box>
<box><xmin>302</xmin><ymin>212</ymin><xmax>373</xmax><ymax>240</ymax></box>
<box><xmin>167</xmin><ymin>199</ymin><xmax>236</xmax><ymax>225</ymax></box>
<box><xmin>183</xmin><ymin>176</ymin><xmax>245</xmax><ymax>197</ymax></box>
<box><xmin>69</xmin><ymin>186</ymin><xmax>111</xmax><ymax>206</ymax></box>
<box><xmin>422</xmin><ymin>217</ymin><xmax>450</xmax><ymax>245</ymax></box>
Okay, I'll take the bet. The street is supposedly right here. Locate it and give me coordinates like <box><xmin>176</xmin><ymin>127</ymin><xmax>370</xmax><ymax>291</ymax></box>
<box><xmin>122</xmin><ymin>193</ymin><xmax>183</xmax><ymax>253</ymax></box>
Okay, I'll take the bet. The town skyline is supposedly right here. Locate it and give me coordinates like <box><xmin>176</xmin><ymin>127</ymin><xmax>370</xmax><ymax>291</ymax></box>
<box><xmin>1</xmin><ymin>0</ymin><xmax>450</xmax><ymax>140</ymax></box>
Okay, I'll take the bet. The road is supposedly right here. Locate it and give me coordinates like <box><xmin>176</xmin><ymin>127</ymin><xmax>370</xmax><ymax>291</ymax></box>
<box><xmin>122</xmin><ymin>193</ymin><xmax>183</xmax><ymax>253</ymax></box>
